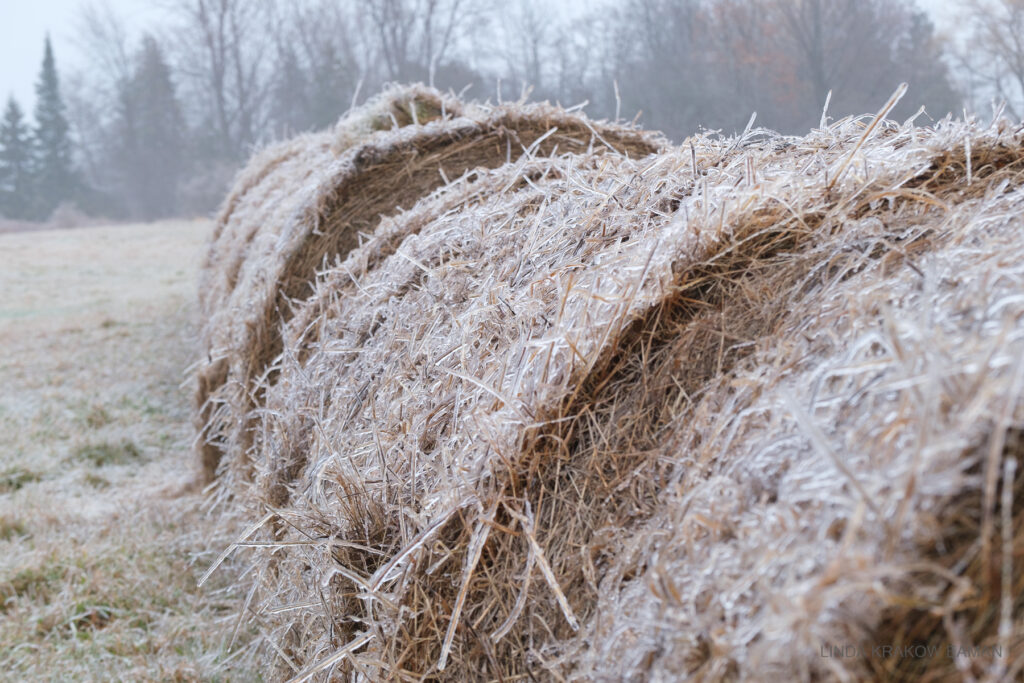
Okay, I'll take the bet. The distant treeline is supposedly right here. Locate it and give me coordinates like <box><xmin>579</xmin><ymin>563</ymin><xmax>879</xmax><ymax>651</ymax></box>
<box><xmin>1</xmin><ymin>0</ymin><xmax>1021</xmax><ymax>223</ymax></box>
<box><xmin>0</xmin><ymin>39</ymin><xmax>79</xmax><ymax>222</ymax></box>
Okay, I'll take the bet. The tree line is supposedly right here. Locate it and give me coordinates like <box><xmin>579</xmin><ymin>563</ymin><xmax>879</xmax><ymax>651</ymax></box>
<box><xmin>1</xmin><ymin>0</ymin><xmax>1021</xmax><ymax>223</ymax></box>
<box><xmin>0</xmin><ymin>39</ymin><xmax>78</xmax><ymax>221</ymax></box>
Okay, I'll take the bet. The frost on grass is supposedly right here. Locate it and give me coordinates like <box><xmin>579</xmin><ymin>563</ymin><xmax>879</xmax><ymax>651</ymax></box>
<box><xmin>196</xmin><ymin>89</ymin><xmax>1024</xmax><ymax>681</ymax></box>
<box><xmin>0</xmin><ymin>220</ymin><xmax>257</xmax><ymax>680</ymax></box>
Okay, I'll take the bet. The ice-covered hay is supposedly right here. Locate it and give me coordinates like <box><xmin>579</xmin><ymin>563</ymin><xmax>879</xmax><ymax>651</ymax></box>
<box><xmin>196</xmin><ymin>94</ymin><xmax>1024</xmax><ymax>681</ymax></box>
<box><xmin>194</xmin><ymin>85</ymin><xmax>661</xmax><ymax>483</ymax></box>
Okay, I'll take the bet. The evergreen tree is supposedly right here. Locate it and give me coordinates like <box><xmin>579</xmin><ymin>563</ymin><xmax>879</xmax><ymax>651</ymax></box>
<box><xmin>113</xmin><ymin>35</ymin><xmax>185</xmax><ymax>219</ymax></box>
<box><xmin>32</xmin><ymin>36</ymin><xmax>76</xmax><ymax>219</ymax></box>
<box><xmin>270</xmin><ymin>47</ymin><xmax>312</xmax><ymax>137</ymax></box>
<box><xmin>0</xmin><ymin>96</ymin><xmax>34</xmax><ymax>219</ymax></box>
<box><xmin>893</xmin><ymin>11</ymin><xmax>960</xmax><ymax>120</ymax></box>
<box><xmin>308</xmin><ymin>44</ymin><xmax>352</xmax><ymax>129</ymax></box>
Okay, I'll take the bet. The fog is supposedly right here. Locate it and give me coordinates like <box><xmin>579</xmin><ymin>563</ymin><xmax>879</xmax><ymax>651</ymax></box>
<box><xmin>0</xmin><ymin>0</ymin><xmax>1016</xmax><ymax>224</ymax></box>
<box><xmin>1</xmin><ymin>0</ymin><xmax>960</xmax><ymax>111</ymax></box>
<box><xmin>1</xmin><ymin>1</ymin><xmax>159</xmax><ymax>110</ymax></box>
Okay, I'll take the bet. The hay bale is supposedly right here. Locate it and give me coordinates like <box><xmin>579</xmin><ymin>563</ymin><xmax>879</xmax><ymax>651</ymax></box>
<box><xmin>194</xmin><ymin>85</ymin><xmax>662</xmax><ymax>483</ymax></box>
<box><xmin>197</xmin><ymin>92</ymin><xmax>1024</xmax><ymax>681</ymax></box>
<box><xmin>195</xmin><ymin>85</ymin><xmax>463</xmax><ymax>479</ymax></box>
<box><xmin>198</xmin><ymin>85</ymin><xmax>460</xmax><ymax>323</ymax></box>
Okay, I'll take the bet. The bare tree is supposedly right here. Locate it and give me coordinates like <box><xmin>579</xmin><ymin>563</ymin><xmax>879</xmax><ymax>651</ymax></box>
<box><xmin>701</xmin><ymin>0</ymin><xmax>802</xmax><ymax>129</ymax></box>
<box><xmin>770</xmin><ymin>0</ymin><xmax>957</xmax><ymax>125</ymax></box>
<box><xmin>287</xmin><ymin>1</ymin><xmax>363</xmax><ymax>127</ymax></box>
<box><xmin>604</xmin><ymin>0</ymin><xmax>958</xmax><ymax>138</ymax></box>
<box><xmin>74</xmin><ymin>2</ymin><xmax>135</xmax><ymax>93</ymax></box>
<box><xmin>959</xmin><ymin>0</ymin><xmax>1024</xmax><ymax>118</ymax></box>
<box><xmin>66</xmin><ymin>2</ymin><xmax>137</xmax><ymax>201</ymax></box>
<box><xmin>605</xmin><ymin>0</ymin><xmax>721</xmax><ymax>135</ymax></box>
<box><xmin>364</xmin><ymin>0</ymin><xmax>475</xmax><ymax>85</ymax></box>
<box><xmin>167</xmin><ymin>0</ymin><xmax>276</xmax><ymax>159</ymax></box>
<box><xmin>770</xmin><ymin>1</ymin><xmax>891</xmax><ymax>117</ymax></box>
<box><xmin>496</xmin><ymin>0</ymin><xmax>550</xmax><ymax>93</ymax></box>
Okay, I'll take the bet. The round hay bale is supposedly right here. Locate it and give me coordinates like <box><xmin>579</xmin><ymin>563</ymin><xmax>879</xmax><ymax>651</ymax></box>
<box><xmin>199</xmin><ymin>84</ymin><xmax>461</xmax><ymax>323</ymax></box>
<box><xmin>195</xmin><ymin>86</ymin><xmax>663</xmax><ymax>483</ymax></box>
<box><xmin>196</xmin><ymin>85</ymin><xmax>463</xmax><ymax>480</ymax></box>
<box><xmin>197</xmin><ymin>97</ymin><xmax>1024</xmax><ymax>681</ymax></box>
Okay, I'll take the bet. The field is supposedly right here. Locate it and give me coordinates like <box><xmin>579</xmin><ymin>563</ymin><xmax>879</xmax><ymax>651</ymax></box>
<box><xmin>0</xmin><ymin>220</ymin><xmax>254</xmax><ymax>681</ymax></box>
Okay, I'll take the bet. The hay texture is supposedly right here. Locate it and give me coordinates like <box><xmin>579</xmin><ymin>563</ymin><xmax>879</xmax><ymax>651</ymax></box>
<box><xmin>196</xmin><ymin>87</ymin><xmax>1024</xmax><ymax>682</ymax></box>
<box><xmin>195</xmin><ymin>84</ymin><xmax>661</xmax><ymax>483</ymax></box>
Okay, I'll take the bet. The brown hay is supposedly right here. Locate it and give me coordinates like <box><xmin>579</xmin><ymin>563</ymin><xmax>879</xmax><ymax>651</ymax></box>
<box><xmin>195</xmin><ymin>86</ymin><xmax>462</xmax><ymax>480</ymax></box>
<box><xmin>194</xmin><ymin>85</ymin><xmax>662</xmax><ymax>484</ymax></box>
<box><xmin>199</xmin><ymin>85</ymin><xmax>460</xmax><ymax>322</ymax></box>
<box><xmin>195</xmin><ymin>94</ymin><xmax>1024</xmax><ymax>681</ymax></box>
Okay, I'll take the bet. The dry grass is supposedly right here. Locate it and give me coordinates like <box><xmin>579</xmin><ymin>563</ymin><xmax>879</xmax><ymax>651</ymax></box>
<box><xmin>193</xmin><ymin>85</ymin><xmax>663</xmax><ymax>485</ymax></box>
<box><xmin>0</xmin><ymin>220</ymin><xmax>257</xmax><ymax>680</ymax></box>
<box><xmin>195</xmin><ymin>89</ymin><xmax>1024</xmax><ymax>681</ymax></box>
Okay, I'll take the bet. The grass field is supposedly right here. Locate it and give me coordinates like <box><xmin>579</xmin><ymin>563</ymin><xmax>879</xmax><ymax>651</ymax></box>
<box><xmin>0</xmin><ymin>220</ymin><xmax>257</xmax><ymax>681</ymax></box>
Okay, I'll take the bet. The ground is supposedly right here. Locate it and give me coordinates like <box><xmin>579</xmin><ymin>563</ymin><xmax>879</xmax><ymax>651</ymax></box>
<box><xmin>0</xmin><ymin>220</ymin><xmax>257</xmax><ymax>681</ymax></box>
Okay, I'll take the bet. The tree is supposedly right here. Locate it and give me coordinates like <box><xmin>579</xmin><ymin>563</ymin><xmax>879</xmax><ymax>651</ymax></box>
<box><xmin>308</xmin><ymin>43</ymin><xmax>354</xmax><ymax>129</ymax></box>
<box><xmin>893</xmin><ymin>9</ymin><xmax>961</xmax><ymax>120</ymax></box>
<box><xmin>602</xmin><ymin>0</ymin><xmax>959</xmax><ymax>139</ymax></box>
<box><xmin>500</xmin><ymin>0</ymin><xmax>547</xmax><ymax>91</ymax></box>
<box><xmin>33</xmin><ymin>36</ymin><xmax>77</xmax><ymax>219</ymax></box>
<box><xmin>769</xmin><ymin>0</ymin><xmax>957</xmax><ymax>127</ymax></box>
<box><xmin>269</xmin><ymin>46</ymin><xmax>311</xmax><ymax>136</ymax></box>
<box><xmin>960</xmin><ymin>0</ymin><xmax>1024</xmax><ymax>119</ymax></box>
<box><xmin>169</xmin><ymin>0</ymin><xmax>275</xmax><ymax>160</ymax></box>
<box><xmin>494</xmin><ymin>0</ymin><xmax>574</xmax><ymax>102</ymax></box>
<box><xmin>605</xmin><ymin>0</ymin><xmax>720</xmax><ymax>135</ymax></box>
<box><xmin>0</xmin><ymin>97</ymin><xmax>34</xmax><ymax>219</ymax></box>
<box><xmin>366</xmin><ymin>0</ymin><xmax>476</xmax><ymax>84</ymax></box>
<box><xmin>113</xmin><ymin>35</ymin><xmax>186</xmax><ymax>219</ymax></box>
<box><xmin>702</xmin><ymin>0</ymin><xmax>803</xmax><ymax>130</ymax></box>
<box><xmin>59</xmin><ymin>2</ymin><xmax>137</xmax><ymax>217</ymax></box>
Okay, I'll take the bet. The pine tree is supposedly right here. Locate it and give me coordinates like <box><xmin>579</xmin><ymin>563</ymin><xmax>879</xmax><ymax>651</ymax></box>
<box><xmin>308</xmin><ymin>44</ymin><xmax>352</xmax><ymax>129</ymax></box>
<box><xmin>0</xmin><ymin>96</ymin><xmax>34</xmax><ymax>219</ymax></box>
<box><xmin>270</xmin><ymin>47</ymin><xmax>312</xmax><ymax>137</ymax></box>
<box><xmin>113</xmin><ymin>35</ymin><xmax>185</xmax><ymax>219</ymax></box>
<box><xmin>33</xmin><ymin>36</ymin><xmax>76</xmax><ymax>219</ymax></box>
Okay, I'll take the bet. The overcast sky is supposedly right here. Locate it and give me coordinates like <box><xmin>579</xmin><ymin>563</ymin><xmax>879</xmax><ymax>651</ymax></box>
<box><xmin>1</xmin><ymin>0</ymin><xmax>162</xmax><ymax>111</ymax></box>
<box><xmin>1</xmin><ymin>0</ymin><xmax>959</xmax><ymax>114</ymax></box>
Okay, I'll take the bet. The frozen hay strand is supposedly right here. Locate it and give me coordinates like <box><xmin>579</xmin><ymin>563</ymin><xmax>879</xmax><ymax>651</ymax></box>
<box><xmin>195</xmin><ymin>95</ymin><xmax>1024</xmax><ymax>680</ymax></box>
<box><xmin>194</xmin><ymin>85</ymin><xmax>663</xmax><ymax>484</ymax></box>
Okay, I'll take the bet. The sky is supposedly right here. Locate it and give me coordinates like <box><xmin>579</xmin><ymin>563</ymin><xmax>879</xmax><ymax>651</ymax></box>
<box><xmin>0</xmin><ymin>0</ymin><xmax>161</xmax><ymax>112</ymax></box>
<box><xmin>1</xmin><ymin>0</ymin><xmax>960</xmax><ymax>114</ymax></box>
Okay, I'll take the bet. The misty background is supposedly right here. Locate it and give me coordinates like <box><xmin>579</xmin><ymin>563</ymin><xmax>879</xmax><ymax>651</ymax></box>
<box><xmin>0</xmin><ymin>0</ymin><xmax>1020</xmax><ymax>224</ymax></box>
